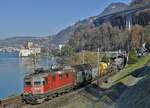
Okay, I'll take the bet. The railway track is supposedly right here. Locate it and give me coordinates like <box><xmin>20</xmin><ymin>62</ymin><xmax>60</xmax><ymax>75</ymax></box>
<box><xmin>0</xmin><ymin>72</ymin><xmax>116</xmax><ymax>108</ymax></box>
<box><xmin>0</xmin><ymin>95</ymin><xmax>23</xmax><ymax>108</ymax></box>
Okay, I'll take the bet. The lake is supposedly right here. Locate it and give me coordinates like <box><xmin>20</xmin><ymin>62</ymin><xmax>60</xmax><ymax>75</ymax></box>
<box><xmin>0</xmin><ymin>53</ymin><xmax>55</xmax><ymax>99</ymax></box>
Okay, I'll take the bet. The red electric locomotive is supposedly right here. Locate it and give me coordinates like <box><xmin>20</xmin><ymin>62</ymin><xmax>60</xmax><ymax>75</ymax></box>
<box><xmin>22</xmin><ymin>64</ymin><xmax>99</xmax><ymax>104</ymax></box>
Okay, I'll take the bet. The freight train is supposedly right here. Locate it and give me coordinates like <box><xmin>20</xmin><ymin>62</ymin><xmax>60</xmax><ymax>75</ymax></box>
<box><xmin>22</xmin><ymin>62</ymin><xmax>120</xmax><ymax>104</ymax></box>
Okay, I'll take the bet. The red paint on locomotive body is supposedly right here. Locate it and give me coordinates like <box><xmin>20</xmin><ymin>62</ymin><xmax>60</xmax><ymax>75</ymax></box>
<box><xmin>24</xmin><ymin>85</ymin><xmax>32</xmax><ymax>94</ymax></box>
<box><xmin>24</xmin><ymin>68</ymin><xmax>75</xmax><ymax>95</ymax></box>
<box><xmin>43</xmin><ymin>70</ymin><xmax>75</xmax><ymax>93</ymax></box>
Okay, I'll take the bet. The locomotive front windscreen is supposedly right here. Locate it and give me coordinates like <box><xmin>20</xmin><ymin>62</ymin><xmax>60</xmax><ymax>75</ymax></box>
<box><xmin>34</xmin><ymin>81</ymin><xmax>41</xmax><ymax>86</ymax></box>
<box><xmin>25</xmin><ymin>81</ymin><xmax>31</xmax><ymax>86</ymax></box>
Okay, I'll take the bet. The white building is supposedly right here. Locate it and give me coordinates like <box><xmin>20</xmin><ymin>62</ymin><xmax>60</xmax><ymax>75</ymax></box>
<box><xmin>19</xmin><ymin>49</ymin><xmax>31</xmax><ymax>57</ymax></box>
<box><xmin>19</xmin><ymin>42</ymin><xmax>41</xmax><ymax>57</ymax></box>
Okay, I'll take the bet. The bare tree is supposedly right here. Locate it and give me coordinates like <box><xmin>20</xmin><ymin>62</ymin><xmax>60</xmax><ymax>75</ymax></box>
<box><xmin>131</xmin><ymin>24</ymin><xmax>144</xmax><ymax>49</ymax></box>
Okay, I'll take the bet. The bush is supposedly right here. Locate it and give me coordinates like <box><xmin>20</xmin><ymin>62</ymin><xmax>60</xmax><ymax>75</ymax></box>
<box><xmin>101</xmin><ymin>54</ymin><xmax>109</xmax><ymax>63</ymax></box>
<box><xmin>128</xmin><ymin>49</ymin><xmax>138</xmax><ymax>64</ymax></box>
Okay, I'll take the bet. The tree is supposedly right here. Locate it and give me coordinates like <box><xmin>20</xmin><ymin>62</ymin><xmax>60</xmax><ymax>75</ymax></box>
<box><xmin>61</xmin><ymin>44</ymin><xmax>75</xmax><ymax>57</ymax></box>
<box><xmin>101</xmin><ymin>54</ymin><xmax>109</xmax><ymax>63</ymax></box>
<box><xmin>68</xmin><ymin>21</ymin><xmax>130</xmax><ymax>52</ymax></box>
<box><xmin>131</xmin><ymin>25</ymin><xmax>144</xmax><ymax>49</ymax></box>
<box><xmin>128</xmin><ymin>49</ymin><xmax>138</xmax><ymax>64</ymax></box>
<box><xmin>51</xmin><ymin>49</ymin><xmax>60</xmax><ymax>57</ymax></box>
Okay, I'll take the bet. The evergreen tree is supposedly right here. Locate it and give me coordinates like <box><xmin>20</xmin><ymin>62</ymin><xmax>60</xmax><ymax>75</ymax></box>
<box><xmin>101</xmin><ymin>54</ymin><xmax>109</xmax><ymax>63</ymax></box>
<box><xmin>128</xmin><ymin>49</ymin><xmax>138</xmax><ymax>64</ymax></box>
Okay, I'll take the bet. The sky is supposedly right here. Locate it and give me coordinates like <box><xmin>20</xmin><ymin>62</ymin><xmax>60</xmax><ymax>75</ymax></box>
<box><xmin>0</xmin><ymin>0</ymin><xmax>130</xmax><ymax>39</ymax></box>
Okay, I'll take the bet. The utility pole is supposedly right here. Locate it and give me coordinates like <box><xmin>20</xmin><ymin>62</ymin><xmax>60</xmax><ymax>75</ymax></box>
<box><xmin>126</xmin><ymin>13</ymin><xmax>132</xmax><ymax>53</ymax></box>
<box><xmin>82</xmin><ymin>50</ymin><xmax>85</xmax><ymax>64</ymax></box>
<box><xmin>47</xmin><ymin>48</ymin><xmax>49</xmax><ymax>69</ymax></box>
<box><xmin>47</xmin><ymin>37</ymin><xmax>52</xmax><ymax>69</ymax></box>
<box><xmin>97</xmin><ymin>48</ymin><xmax>100</xmax><ymax>86</ymax></box>
<box><xmin>31</xmin><ymin>52</ymin><xmax>37</xmax><ymax>73</ymax></box>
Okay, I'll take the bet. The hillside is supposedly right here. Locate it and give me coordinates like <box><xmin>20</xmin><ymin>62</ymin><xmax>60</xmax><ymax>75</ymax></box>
<box><xmin>0</xmin><ymin>36</ymin><xmax>51</xmax><ymax>48</ymax></box>
<box><xmin>52</xmin><ymin>18</ymin><xmax>95</xmax><ymax>45</ymax></box>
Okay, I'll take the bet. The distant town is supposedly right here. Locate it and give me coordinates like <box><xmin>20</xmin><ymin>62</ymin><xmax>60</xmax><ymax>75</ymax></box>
<box><xmin>0</xmin><ymin>47</ymin><xmax>19</xmax><ymax>53</ymax></box>
<box><xmin>0</xmin><ymin>42</ymin><xmax>41</xmax><ymax>57</ymax></box>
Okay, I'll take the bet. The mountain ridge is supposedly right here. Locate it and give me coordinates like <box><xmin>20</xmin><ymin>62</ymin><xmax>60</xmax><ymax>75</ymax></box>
<box><xmin>0</xmin><ymin>36</ymin><xmax>51</xmax><ymax>48</ymax></box>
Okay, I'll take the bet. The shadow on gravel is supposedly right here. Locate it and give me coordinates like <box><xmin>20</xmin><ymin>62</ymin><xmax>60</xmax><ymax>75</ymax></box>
<box><xmin>79</xmin><ymin>84</ymin><xmax>106</xmax><ymax>102</ymax></box>
<box><xmin>85</xmin><ymin>85</ymin><xmax>105</xmax><ymax>96</ymax></box>
<box><xmin>131</xmin><ymin>66</ymin><xmax>150</xmax><ymax>78</ymax></box>
<box><xmin>79</xmin><ymin>82</ymin><xmax>128</xmax><ymax>105</ymax></box>
<box><xmin>105</xmin><ymin>82</ymin><xmax>128</xmax><ymax>102</ymax></box>
<box><xmin>116</xmin><ymin>75</ymin><xmax>150</xmax><ymax>108</ymax></box>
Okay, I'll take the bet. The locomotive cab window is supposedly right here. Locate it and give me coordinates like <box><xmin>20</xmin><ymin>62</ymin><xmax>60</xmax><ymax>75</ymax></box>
<box><xmin>34</xmin><ymin>81</ymin><xmax>41</xmax><ymax>86</ymax></box>
<box><xmin>25</xmin><ymin>81</ymin><xmax>31</xmax><ymax>86</ymax></box>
